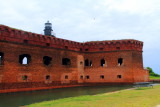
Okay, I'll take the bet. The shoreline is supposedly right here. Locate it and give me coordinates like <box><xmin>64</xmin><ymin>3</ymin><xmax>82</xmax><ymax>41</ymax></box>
<box><xmin>0</xmin><ymin>82</ymin><xmax>133</xmax><ymax>93</ymax></box>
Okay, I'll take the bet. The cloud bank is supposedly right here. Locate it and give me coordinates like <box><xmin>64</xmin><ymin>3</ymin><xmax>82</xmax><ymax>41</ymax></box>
<box><xmin>0</xmin><ymin>0</ymin><xmax>160</xmax><ymax>73</ymax></box>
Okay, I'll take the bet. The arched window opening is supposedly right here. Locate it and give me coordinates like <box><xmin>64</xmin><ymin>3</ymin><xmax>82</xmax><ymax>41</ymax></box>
<box><xmin>65</xmin><ymin>46</ymin><xmax>68</xmax><ymax>49</ymax></box>
<box><xmin>80</xmin><ymin>76</ymin><xmax>83</xmax><ymax>79</ymax></box>
<box><xmin>80</xmin><ymin>61</ymin><xmax>83</xmax><ymax>65</ymax></box>
<box><xmin>85</xmin><ymin>49</ymin><xmax>88</xmax><ymax>51</ymax></box>
<box><xmin>65</xmin><ymin>75</ymin><xmax>68</xmax><ymax>79</ymax></box>
<box><xmin>22</xmin><ymin>75</ymin><xmax>28</xmax><ymax>80</ymax></box>
<box><xmin>22</xmin><ymin>57</ymin><xmax>27</xmax><ymax>64</ymax></box>
<box><xmin>0</xmin><ymin>52</ymin><xmax>4</xmax><ymax>65</ymax></box>
<box><xmin>86</xmin><ymin>75</ymin><xmax>90</xmax><ymax>79</ymax></box>
<box><xmin>43</xmin><ymin>56</ymin><xmax>52</xmax><ymax>65</ymax></box>
<box><xmin>23</xmin><ymin>40</ymin><xmax>28</xmax><ymax>44</ymax></box>
<box><xmin>85</xmin><ymin>59</ymin><xmax>92</xmax><ymax>66</ymax></box>
<box><xmin>85</xmin><ymin>59</ymin><xmax>89</xmax><ymax>66</ymax></box>
<box><xmin>100</xmin><ymin>59</ymin><xmax>105</xmax><ymax>66</ymax></box>
<box><xmin>46</xmin><ymin>43</ymin><xmax>50</xmax><ymax>47</ymax></box>
<box><xmin>46</xmin><ymin>75</ymin><xmax>50</xmax><ymax>80</ymax></box>
<box><xmin>117</xmin><ymin>75</ymin><xmax>122</xmax><ymax>79</ymax></box>
<box><xmin>100</xmin><ymin>75</ymin><xmax>104</xmax><ymax>79</ymax></box>
<box><xmin>89</xmin><ymin>61</ymin><xmax>92</xmax><ymax>66</ymax></box>
<box><xmin>19</xmin><ymin>54</ymin><xmax>31</xmax><ymax>65</ymax></box>
<box><xmin>62</xmin><ymin>58</ymin><xmax>71</xmax><ymax>65</ymax></box>
<box><xmin>118</xmin><ymin>58</ymin><xmax>123</xmax><ymax>66</ymax></box>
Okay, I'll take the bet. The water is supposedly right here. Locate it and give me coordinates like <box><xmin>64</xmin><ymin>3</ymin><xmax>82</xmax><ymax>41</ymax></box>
<box><xmin>0</xmin><ymin>85</ymin><xmax>132</xmax><ymax>107</ymax></box>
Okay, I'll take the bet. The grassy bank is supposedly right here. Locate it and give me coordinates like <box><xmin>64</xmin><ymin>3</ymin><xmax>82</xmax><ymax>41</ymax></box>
<box><xmin>150</xmin><ymin>75</ymin><xmax>160</xmax><ymax>79</ymax></box>
<box><xmin>27</xmin><ymin>85</ymin><xmax>160</xmax><ymax>107</ymax></box>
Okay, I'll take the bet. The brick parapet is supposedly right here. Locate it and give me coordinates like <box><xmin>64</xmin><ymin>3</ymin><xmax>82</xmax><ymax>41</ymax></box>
<box><xmin>0</xmin><ymin>25</ymin><xmax>143</xmax><ymax>52</ymax></box>
<box><xmin>84</xmin><ymin>40</ymin><xmax>143</xmax><ymax>52</ymax></box>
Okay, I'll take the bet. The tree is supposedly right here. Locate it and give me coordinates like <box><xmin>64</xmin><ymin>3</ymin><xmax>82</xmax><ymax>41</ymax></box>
<box><xmin>146</xmin><ymin>67</ymin><xmax>154</xmax><ymax>74</ymax></box>
<box><xmin>146</xmin><ymin>67</ymin><xmax>160</xmax><ymax>77</ymax></box>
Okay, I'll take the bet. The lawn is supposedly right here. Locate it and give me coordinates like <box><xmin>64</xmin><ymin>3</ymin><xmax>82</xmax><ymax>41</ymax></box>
<box><xmin>150</xmin><ymin>76</ymin><xmax>160</xmax><ymax>79</ymax></box>
<box><xmin>27</xmin><ymin>85</ymin><xmax>160</xmax><ymax>107</ymax></box>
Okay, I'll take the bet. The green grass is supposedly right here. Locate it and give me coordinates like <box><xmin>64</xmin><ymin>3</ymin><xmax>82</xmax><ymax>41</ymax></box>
<box><xmin>150</xmin><ymin>75</ymin><xmax>160</xmax><ymax>79</ymax></box>
<box><xmin>27</xmin><ymin>85</ymin><xmax>160</xmax><ymax>107</ymax></box>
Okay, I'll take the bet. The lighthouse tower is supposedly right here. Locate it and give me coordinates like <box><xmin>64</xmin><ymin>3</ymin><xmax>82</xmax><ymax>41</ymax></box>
<box><xmin>44</xmin><ymin>21</ymin><xmax>54</xmax><ymax>36</ymax></box>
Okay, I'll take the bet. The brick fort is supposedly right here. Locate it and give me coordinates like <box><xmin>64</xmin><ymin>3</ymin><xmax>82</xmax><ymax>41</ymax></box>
<box><xmin>0</xmin><ymin>21</ymin><xmax>149</xmax><ymax>93</ymax></box>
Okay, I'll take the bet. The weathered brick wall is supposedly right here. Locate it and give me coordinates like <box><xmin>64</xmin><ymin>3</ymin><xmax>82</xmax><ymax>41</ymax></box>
<box><xmin>0</xmin><ymin>25</ymin><xmax>149</xmax><ymax>91</ymax></box>
<box><xmin>0</xmin><ymin>41</ymin><xmax>80</xmax><ymax>84</ymax></box>
<box><xmin>82</xmin><ymin>51</ymin><xmax>148</xmax><ymax>83</ymax></box>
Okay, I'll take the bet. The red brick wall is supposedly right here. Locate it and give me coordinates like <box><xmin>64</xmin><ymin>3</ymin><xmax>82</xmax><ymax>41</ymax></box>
<box><xmin>83</xmin><ymin>51</ymin><xmax>148</xmax><ymax>83</ymax></box>
<box><xmin>0</xmin><ymin>25</ymin><xmax>149</xmax><ymax>91</ymax></box>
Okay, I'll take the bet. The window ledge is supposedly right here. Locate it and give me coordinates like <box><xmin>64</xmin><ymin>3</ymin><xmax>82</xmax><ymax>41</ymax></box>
<box><xmin>20</xmin><ymin>64</ymin><xmax>30</xmax><ymax>67</ymax></box>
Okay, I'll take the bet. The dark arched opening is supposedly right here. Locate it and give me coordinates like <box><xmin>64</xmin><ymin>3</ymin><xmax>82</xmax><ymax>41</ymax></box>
<box><xmin>19</xmin><ymin>54</ymin><xmax>31</xmax><ymax>65</ymax></box>
<box><xmin>85</xmin><ymin>59</ymin><xmax>92</xmax><ymax>66</ymax></box>
<box><xmin>0</xmin><ymin>52</ymin><xmax>4</xmax><ymax>65</ymax></box>
<box><xmin>90</xmin><ymin>61</ymin><xmax>92</xmax><ymax>66</ymax></box>
<box><xmin>118</xmin><ymin>58</ymin><xmax>123</xmax><ymax>66</ymax></box>
<box><xmin>65</xmin><ymin>75</ymin><xmax>68</xmax><ymax>79</ymax></box>
<box><xmin>43</xmin><ymin>56</ymin><xmax>52</xmax><ymax>65</ymax></box>
<box><xmin>100</xmin><ymin>59</ymin><xmax>105</xmax><ymax>66</ymax></box>
<box><xmin>86</xmin><ymin>75</ymin><xmax>90</xmax><ymax>79</ymax></box>
<box><xmin>22</xmin><ymin>75</ymin><xmax>28</xmax><ymax>80</ymax></box>
<box><xmin>100</xmin><ymin>75</ymin><xmax>104</xmax><ymax>79</ymax></box>
<box><xmin>80</xmin><ymin>61</ymin><xmax>83</xmax><ymax>65</ymax></box>
<box><xmin>80</xmin><ymin>76</ymin><xmax>83</xmax><ymax>79</ymax></box>
<box><xmin>85</xmin><ymin>59</ymin><xmax>89</xmax><ymax>66</ymax></box>
<box><xmin>62</xmin><ymin>58</ymin><xmax>71</xmax><ymax>65</ymax></box>
<box><xmin>46</xmin><ymin>75</ymin><xmax>50</xmax><ymax>80</ymax></box>
<box><xmin>117</xmin><ymin>75</ymin><xmax>122</xmax><ymax>78</ymax></box>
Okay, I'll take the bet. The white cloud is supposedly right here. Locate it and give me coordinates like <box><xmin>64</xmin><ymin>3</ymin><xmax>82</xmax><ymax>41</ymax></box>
<box><xmin>0</xmin><ymin>0</ymin><xmax>160</xmax><ymax>73</ymax></box>
<box><xmin>101</xmin><ymin>0</ymin><xmax>160</xmax><ymax>15</ymax></box>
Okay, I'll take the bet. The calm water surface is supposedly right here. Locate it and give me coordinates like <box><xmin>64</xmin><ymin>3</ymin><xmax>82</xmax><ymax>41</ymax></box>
<box><xmin>0</xmin><ymin>85</ymin><xmax>132</xmax><ymax>107</ymax></box>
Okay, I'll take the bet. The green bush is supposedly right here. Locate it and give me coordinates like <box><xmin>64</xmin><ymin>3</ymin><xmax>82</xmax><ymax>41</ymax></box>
<box><xmin>146</xmin><ymin>67</ymin><xmax>160</xmax><ymax>77</ymax></box>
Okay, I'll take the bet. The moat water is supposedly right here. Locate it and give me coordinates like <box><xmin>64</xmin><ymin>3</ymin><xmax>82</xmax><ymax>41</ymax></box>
<box><xmin>0</xmin><ymin>85</ymin><xmax>132</xmax><ymax>107</ymax></box>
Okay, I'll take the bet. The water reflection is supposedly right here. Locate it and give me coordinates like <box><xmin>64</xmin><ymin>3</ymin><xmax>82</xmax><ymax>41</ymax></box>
<box><xmin>0</xmin><ymin>85</ymin><xmax>132</xmax><ymax>107</ymax></box>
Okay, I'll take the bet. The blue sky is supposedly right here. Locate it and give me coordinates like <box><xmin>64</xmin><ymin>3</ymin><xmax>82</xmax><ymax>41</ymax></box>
<box><xmin>0</xmin><ymin>0</ymin><xmax>160</xmax><ymax>73</ymax></box>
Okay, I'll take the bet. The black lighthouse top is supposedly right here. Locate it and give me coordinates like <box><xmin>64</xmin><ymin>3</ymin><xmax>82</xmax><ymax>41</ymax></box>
<box><xmin>44</xmin><ymin>21</ymin><xmax>54</xmax><ymax>36</ymax></box>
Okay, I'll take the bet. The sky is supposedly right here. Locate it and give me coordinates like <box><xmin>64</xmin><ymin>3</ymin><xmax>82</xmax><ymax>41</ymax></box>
<box><xmin>0</xmin><ymin>0</ymin><xmax>160</xmax><ymax>74</ymax></box>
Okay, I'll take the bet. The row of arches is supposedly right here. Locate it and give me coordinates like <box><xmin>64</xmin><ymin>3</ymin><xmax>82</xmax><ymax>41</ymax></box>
<box><xmin>22</xmin><ymin>75</ymin><xmax>51</xmax><ymax>81</ymax></box>
<box><xmin>19</xmin><ymin>54</ymin><xmax>71</xmax><ymax>66</ymax></box>
<box><xmin>0</xmin><ymin>52</ymin><xmax>71</xmax><ymax>66</ymax></box>
<box><xmin>80</xmin><ymin>75</ymin><xmax>122</xmax><ymax>79</ymax></box>
<box><xmin>21</xmin><ymin>74</ymin><xmax>122</xmax><ymax>81</ymax></box>
<box><xmin>0</xmin><ymin>52</ymin><xmax>123</xmax><ymax>66</ymax></box>
<box><xmin>84</xmin><ymin>58</ymin><xmax>123</xmax><ymax>67</ymax></box>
